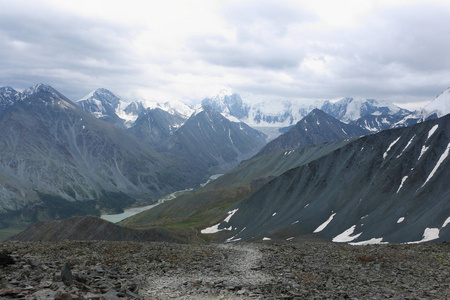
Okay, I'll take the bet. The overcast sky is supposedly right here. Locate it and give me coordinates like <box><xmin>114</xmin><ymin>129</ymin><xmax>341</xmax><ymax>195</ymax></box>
<box><xmin>1</xmin><ymin>0</ymin><xmax>450</xmax><ymax>109</ymax></box>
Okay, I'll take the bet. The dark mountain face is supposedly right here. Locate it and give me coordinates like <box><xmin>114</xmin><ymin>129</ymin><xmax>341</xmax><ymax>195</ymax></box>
<box><xmin>257</xmin><ymin>109</ymin><xmax>369</xmax><ymax>156</ymax></box>
<box><xmin>350</xmin><ymin>114</ymin><xmax>407</xmax><ymax>133</ymax></box>
<box><xmin>76</xmin><ymin>88</ymin><xmax>125</xmax><ymax>127</ymax></box>
<box><xmin>0</xmin><ymin>84</ymin><xmax>187</xmax><ymax>218</ymax></box>
<box><xmin>0</xmin><ymin>87</ymin><xmax>20</xmax><ymax>110</ymax></box>
<box><xmin>127</xmin><ymin>108</ymin><xmax>186</xmax><ymax>146</ymax></box>
<box><xmin>123</xmin><ymin>101</ymin><xmax>145</xmax><ymax>116</ymax></box>
<box><xmin>164</xmin><ymin>105</ymin><xmax>267</xmax><ymax>181</ymax></box>
<box><xmin>211</xmin><ymin>115</ymin><xmax>450</xmax><ymax>244</ymax></box>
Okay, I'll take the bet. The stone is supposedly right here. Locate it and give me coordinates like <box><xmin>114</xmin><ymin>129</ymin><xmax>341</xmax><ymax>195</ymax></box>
<box><xmin>0</xmin><ymin>250</ymin><xmax>15</xmax><ymax>266</ymax></box>
<box><xmin>61</xmin><ymin>262</ymin><xmax>73</xmax><ymax>285</ymax></box>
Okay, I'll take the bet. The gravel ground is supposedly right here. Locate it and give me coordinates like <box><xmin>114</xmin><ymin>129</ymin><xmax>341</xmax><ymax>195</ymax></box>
<box><xmin>0</xmin><ymin>240</ymin><xmax>449</xmax><ymax>299</ymax></box>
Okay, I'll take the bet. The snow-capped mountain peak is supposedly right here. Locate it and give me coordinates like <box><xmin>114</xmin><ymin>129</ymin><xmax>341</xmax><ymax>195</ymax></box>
<box><xmin>0</xmin><ymin>86</ymin><xmax>21</xmax><ymax>107</ymax></box>
<box><xmin>420</xmin><ymin>87</ymin><xmax>450</xmax><ymax>119</ymax></box>
<box><xmin>321</xmin><ymin>97</ymin><xmax>405</xmax><ymax>123</ymax></box>
<box><xmin>21</xmin><ymin>83</ymin><xmax>61</xmax><ymax>100</ymax></box>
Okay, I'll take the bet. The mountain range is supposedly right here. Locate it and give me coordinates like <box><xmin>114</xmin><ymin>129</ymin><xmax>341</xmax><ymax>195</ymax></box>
<box><xmin>125</xmin><ymin>113</ymin><xmax>450</xmax><ymax>244</ymax></box>
<box><xmin>3</xmin><ymin>83</ymin><xmax>450</xmax><ymax>245</ymax></box>
<box><xmin>0</xmin><ymin>85</ymin><xmax>193</xmax><ymax>221</ymax></box>
<box><xmin>0</xmin><ymin>84</ymin><xmax>267</xmax><ymax>230</ymax></box>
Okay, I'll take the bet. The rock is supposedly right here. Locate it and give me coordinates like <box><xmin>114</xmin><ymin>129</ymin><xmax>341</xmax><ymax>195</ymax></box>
<box><xmin>101</xmin><ymin>292</ymin><xmax>122</xmax><ymax>300</ymax></box>
<box><xmin>0</xmin><ymin>288</ymin><xmax>22</xmax><ymax>296</ymax></box>
<box><xmin>31</xmin><ymin>288</ymin><xmax>58</xmax><ymax>299</ymax></box>
<box><xmin>0</xmin><ymin>250</ymin><xmax>15</xmax><ymax>265</ymax></box>
<box><xmin>61</xmin><ymin>262</ymin><xmax>73</xmax><ymax>285</ymax></box>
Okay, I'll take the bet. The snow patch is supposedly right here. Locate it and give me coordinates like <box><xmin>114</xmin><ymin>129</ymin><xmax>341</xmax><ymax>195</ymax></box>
<box><xmin>201</xmin><ymin>208</ymin><xmax>239</xmax><ymax>234</ymax></box>
<box><xmin>332</xmin><ymin>225</ymin><xmax>362</xmax><ymax>243</ymax></box>
<box><xmin>291</xmin><ymin>220</ymin><xmax>299</xmax><ymax>225</ymax></box>
<box><xmin>350</xmin><ymin>238</ymin><xmax>387</xmax><ymax>245</ymax></box>
<box><xmin>397</xmin><ymin>135</ymin><xmax>415</xmax><ymax>158</ymax></box>
<box><xmin>313</xmin><ymin>213</ymin><xmax>336</xmax><ymax>233</ymax></box>
<box><xmin>396</xmin><ymin>176</ymin><xmax>408</xmax><ymax>193</ymax></box>
<box><xmin>262</xmin><ymin>237</ymin><xmax>271</xmax><ymax>241</ymax></box>
<box><xmin>200</xmin><ymin>224</ymin><xmax>232</xmax><ymax>234</ymax></box>
<box><xmin>426</xmin><ymin>124</ymin><xmax>439</xmax><ymax>142</ymax></box>
<box><xmin>272</xmin><ymin>212</ymin><xmax>277</xmax><ymax>217</ymax></box>
<box><xmin>224</xmin><ymin>208</ymin><xmax>239</xmax><ymax>223</ymax></box>
<box><xmin>421</xmin><ymin>142</ymin><xmax>450</xmax><ymax>188</ymax></box>
<box><xmin>397</xmin><ymin>217</ymin><xmax>405</xmax><ymax>223</ymax></box>
<box><xmin>286</xmin><ymin>237</ymin><xmax>294</xmax><ymax>241</ymax></box>
<box><xmin>442</xmin><ymin>217</ymin><xmax>450</xmax><ymax>228</ymax></box>
<box><xmin>407</xmin><ymin>228</ymin><xmax>440</xmax><ymax>244</ymax></box>
<box><xmin>383</xmin><ymin>136</ymin><xmax>401</xmax><ymax>159</ymax></box>
<box><xmin>418</xmin><ymin>145</ymin><xmax>429</xmax><ymax>161</ymax></box>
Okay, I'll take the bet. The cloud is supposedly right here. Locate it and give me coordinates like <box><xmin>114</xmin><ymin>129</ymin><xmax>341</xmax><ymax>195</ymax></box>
<box><xmin>0</xmin><ymin>0</ymin><xmax>449</xmax><ymax>108</ymax></box>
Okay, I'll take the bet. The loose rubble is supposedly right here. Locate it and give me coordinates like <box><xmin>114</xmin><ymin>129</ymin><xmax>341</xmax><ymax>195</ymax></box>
<box><xmin>0</xmin><ymin>240</ymin><xmax>449</xmax><ymax>299</ymax></box>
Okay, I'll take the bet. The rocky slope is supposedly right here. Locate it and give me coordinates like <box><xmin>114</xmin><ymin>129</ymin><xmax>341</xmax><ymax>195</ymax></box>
<box><xmin>0</xmin><ymin>84</ymin><xmax>189</xmax><ymax>226</ymax></box>
<box><xmin>210</xmin><ymin>115</ymin><xmax>450</xmax><ymax>244</ymax></box>
<box><xmin>163</xmin><ymin>105</ymin><xmax>267</xmax><ymax>179</ymax></box>
<box><xmin>0</xmin><ymin>240</ymin><xmax>448</xmax><ymax>299</ymax></box>
<box><xmin>256</xmin><ymin>109</ymin><xmax>368</xmax><ymax>156</ymax></box>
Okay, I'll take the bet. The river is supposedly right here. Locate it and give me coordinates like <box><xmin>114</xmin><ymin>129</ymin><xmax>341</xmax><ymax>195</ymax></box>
<box><xmin>100</xmin><ymin>187</ymin><xmax>193</xmax><ymax>223</ymax></box>
<box><xmin>100</xmin><ymin>174</ymin><xmax>223</xmax><ymax>223</ymax></box>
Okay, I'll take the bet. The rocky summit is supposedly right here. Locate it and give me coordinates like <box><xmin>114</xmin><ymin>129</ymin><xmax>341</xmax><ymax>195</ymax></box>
<box><xmin>0</xmin><ymin>240</ymin><xmax>449</xmax><ymax>299</ymax></box>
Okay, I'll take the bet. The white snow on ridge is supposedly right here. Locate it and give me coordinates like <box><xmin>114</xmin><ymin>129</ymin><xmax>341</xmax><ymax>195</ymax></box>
<box><xmin>383</xmin><ymin>137</ymin><xmax>401</xmax><ymax>159</ymax></box>
<box><xmin>396</xmin><ymin>176</ymin><xmax>408</xmax><ymax>193</ymax></box>
<box><xmin>407</xmin><ymin>228</ymin><xmax>440</xmax><ymax>244</ymax></box>
<box><xmin>426</xmin><ymin>124</ymin><xmax>439</xmax><ymax>142</ymax></box>
<box><xmin>201</xmin><ymin>208</ymin><xmax>239</xmax><ymax>234</ymax></box>
<box><xmin>397</xmin><ymin>135</ymin><xmax>416</xmax><ymax>158</ymax></box>
<box><xmin>313</xmin><ymin>213</ymin><xmax>336</xmax><ymax>233</ymax></box>
<box><xmin>350</xmin><ymin>238</ymin><xmax>387</xmax><ymax>245</ymax></box>
<box><xmin>421</xmin><ymin>142</ymin><xmax>450</xmax><ymax>188</ymax></box>
<box><xmin>443</xmin><ymin>217</ymin><xmax>450</xmax><ymax>228</ymax></box>
<box><xmin>224</xmin><ymin>208</ymin><xmax>239</xmax><ymax>223</ymax></box>
<box><xmin>332</xmin><ymin>225</ymin><xmax>362</xmax><ymax>243</ymax></box>
<box><xmin>418</xmin><ymin>145</ymin><xmax>429</xmax><ymax>161</ymax></box>
<box><xmin>420</xmin><ymin>88</ymin><xmax>450</xmax><ymax>119</ymax></box>
<box><xmin>200</xmin><ymin>224</ymin><xmax>232</xmax><ymax>234</ymax></box>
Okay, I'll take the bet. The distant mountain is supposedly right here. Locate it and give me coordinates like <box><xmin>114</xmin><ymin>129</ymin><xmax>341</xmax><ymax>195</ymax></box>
<box><xmin>76</xmin><ymin>88</ymin><xmax>127</xmax><ymax>127</ymax></box>
<box><xmin>0</xmin><ymin>86</ymin><xmax>20</xmax><ymax>110</ymax></box>
<box><xmin>201</xmin><ymin>91</ymin><xmax>250</xmax><ymax>120</ymax></box>
<box><xmin>0</xmin><ymin>84</ymin><xmax>189</xmax><ymax>226</ymax></box>
<box><xmin>349</xmin><ymin>114</ymin><xmax>407</xmax><ymax>133</ymax></box>
<box><xmin>127</xmin><ymin>107</ymin><xmax>186</xmax><ymax>146</ymax></box>
<box><xmin>257</xmin><ymin>109</ymin><xmax>369</xmax><ymax>156</ymax></box>
<box><xmin>208</xmin><ymin>115</ymin><xmax>450</xmax><ymax>244</ymax></box>
<box><xmin>395</xmin><ymin>88</ymin><xmax>450</xmax><ymax>127</ymax></box>
<box><xmin>163</xmin><ymin>105</ymin><xmax>267</xmax><ymax>180</ymax></box>
<box><xmin>321</xmin><ymin>97</ymin><xmax>409</xmax><ymax>123</ymax></box>
<box><xmin>201</xmin><ymin>91</ymin><xmax>410</xmax><ymax>137</ymax></box>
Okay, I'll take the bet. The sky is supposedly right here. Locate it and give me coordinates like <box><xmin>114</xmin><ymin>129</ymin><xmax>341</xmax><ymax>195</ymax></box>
<box><xmin>1</xmin><ymin>0</ymin><xmax>450</xmax><ymax>110</ymax></box>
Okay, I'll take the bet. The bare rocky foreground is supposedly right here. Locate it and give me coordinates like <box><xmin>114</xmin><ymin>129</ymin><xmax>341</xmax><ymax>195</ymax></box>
<box><xmin>0</xmin><ymin>240</ymin><xmax>449</xmax><ymax>299</ymax></box>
